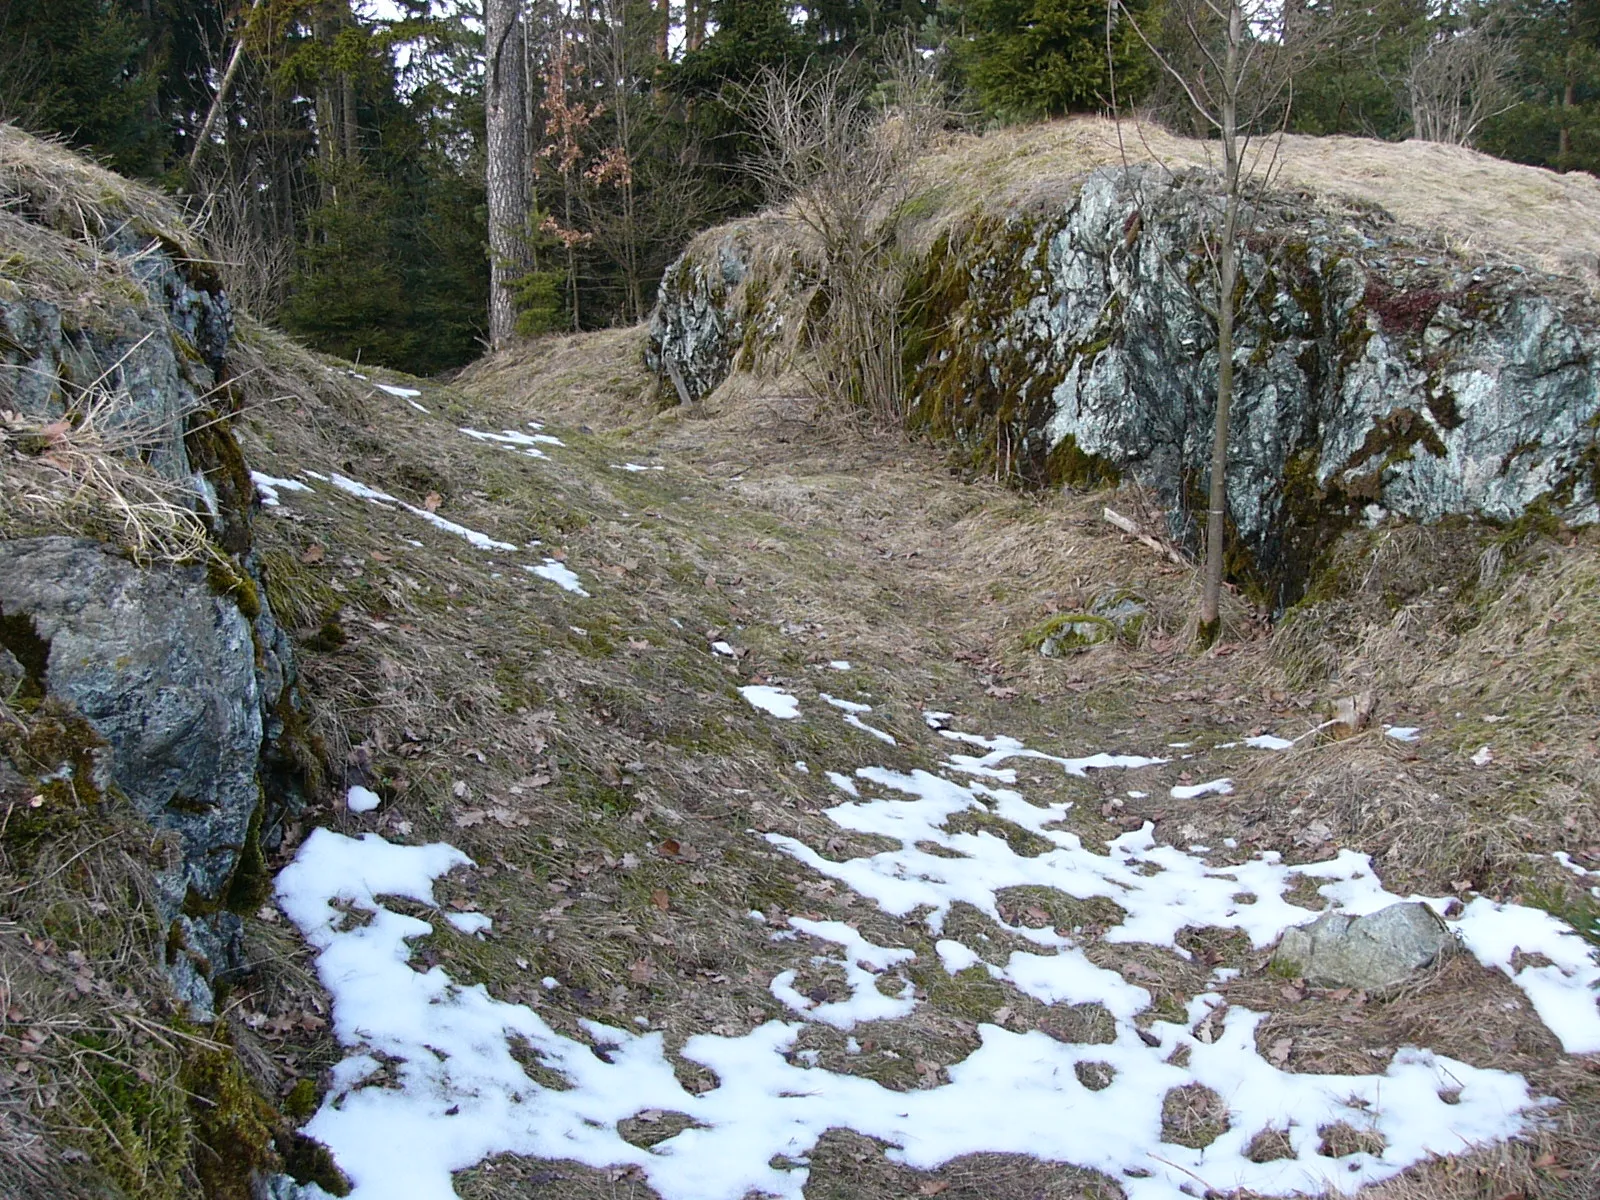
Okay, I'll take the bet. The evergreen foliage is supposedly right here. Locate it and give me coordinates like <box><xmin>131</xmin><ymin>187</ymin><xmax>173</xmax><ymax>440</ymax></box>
<box><xmin>955</xmin><ymin>0</ymin><xmax>1152</xmax><ymax>120</ymax></box>
<box><xmin>3</xmin><ymin>0</ymin><xmax>1598</xmax><ymax>376</ymax></box>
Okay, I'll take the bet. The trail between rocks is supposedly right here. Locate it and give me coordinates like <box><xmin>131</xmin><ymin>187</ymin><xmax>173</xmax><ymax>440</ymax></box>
<box><xmin>275</xmin><ymin>709</ymin><xmax>1598</xmax><ymax>1200</ymax></box>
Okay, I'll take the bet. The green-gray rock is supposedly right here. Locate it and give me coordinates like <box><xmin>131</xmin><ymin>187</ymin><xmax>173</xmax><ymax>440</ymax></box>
<box><xmin>1273</xmin><ymin>902</ymin><xmax>1455</xmax><ymax>992</ymax></box>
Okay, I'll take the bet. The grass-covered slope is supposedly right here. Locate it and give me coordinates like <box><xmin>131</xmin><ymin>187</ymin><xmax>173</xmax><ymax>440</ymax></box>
<box><xmin>239</xmin><ymin>323</ymin><xmax>1599</xmax><ymax>1198</ymax></box>
<box><xmin>4</xmin><ymin>126</ymin><xmax>1600</xmax><ymax>1200</ymax></box>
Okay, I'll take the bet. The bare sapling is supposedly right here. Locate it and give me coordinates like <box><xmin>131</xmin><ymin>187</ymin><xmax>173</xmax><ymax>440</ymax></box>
<box><xmin>738</xmin><ymin>45</ymin><xmax>944</xmax><ymax>425</ymax></box>
<box><xmin>1111</xmin><ymin>0</ymin><xmax>1332</xmax><ymax>645</ymax></box>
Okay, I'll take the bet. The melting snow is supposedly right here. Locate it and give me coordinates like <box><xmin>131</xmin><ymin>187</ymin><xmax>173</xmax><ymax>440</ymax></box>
<box><xmin>273</xmin><ymin>720</ymin><xmax>1600</xmax><ymax>1200</ymax></box>
<box><xmin>327</xmin><ymin>473</ymin><xmax>517</xmax><ymax>551</ymax></box>
<box><xmin>1385</xmin><ymin>726</ymin><xmax>1423</xmax><ymax>743</ymax></box>
<box><xmin>525</xmin><ymin>560</ymin><xmax>590</xmax><ymax>597</ymax></box>
<box><xmin>1171</xmin><ymin>777</ymin><xmax>1235</xmax><ymax>799</ymax></box>
<box><xmin>250</xmin><ymin>471</ymin><xmax>312</xmax><ymax>507</ymax></box>
<box><xmin>739</xmin><ymin>686</ymin><xmax>801</xmax><ymax>719</ymax></box>
<box><xmin>345</xmin><ymin>785</ymin><xmax>381</xmax><ymax>814</ymax></box>
<box><xmin>613</xmin><ymin>462</ymin><xmax>664</xmax><ymax>472</ymax></box>
<box><xmin>822</xmin><ymin>694</ymin><xmax>872</xmax><ymax>714</ymax></box>
<box><xmin>376</xmin><ymin>383</ymin><xmax>423</xmax><ymax>401</ymax></box>
<box><xmin>828</xmin><ymin>660</ymin><xmax>852</xmax><ymax>670</ymax></box>
<box><xmin>770</xmin><ymin>919</ymin><xmax>917</xmax><ymax>1028</ymax></box>
<box><xmin>711</xmin><ymin>641</ymin><xmax>737</xmax><ymax>657</ymax></box>
<box><xmin>458</xmin><ymin>427</ymin><xmax>552</xmax><ymax>458</ymax></box>
<box><xmin>1243</xmin><ymin>734</ymin><xmax>1295</xmax><ymax>750</ymax></box>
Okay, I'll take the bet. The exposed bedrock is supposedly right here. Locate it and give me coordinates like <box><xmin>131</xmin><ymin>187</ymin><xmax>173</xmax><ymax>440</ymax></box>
<box><xmin>650</xmin><ymin>166</ymin><xmax>1600</xmax><ymax>606</ymax></box>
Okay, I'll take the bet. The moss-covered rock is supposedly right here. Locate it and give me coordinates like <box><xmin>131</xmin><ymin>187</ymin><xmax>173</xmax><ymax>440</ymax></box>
<box><xmin>649</xmin><ymin>166</ymin><xmax>1600</xmax><ymax>609</ymax></box>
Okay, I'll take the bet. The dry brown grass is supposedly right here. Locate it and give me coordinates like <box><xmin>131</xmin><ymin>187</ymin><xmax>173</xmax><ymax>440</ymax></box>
<box><xmin>212</xmin><ymin>305</ymin><xmax>1600</xmax><ymax>1199</ymax></box>
<box><xmin>901</xmin><ymin>116</ymin><xmax>1600</xmax><ymax>283</ymax></box>
<box><xmin>0</xmin><ymin>123</ymin><xmax>200</xmax><ymax>260</ymax></box>
<box><xmin>0</xmin><ymin>377</ymin><xmax>216</xmax><ymax>563</ymax></box>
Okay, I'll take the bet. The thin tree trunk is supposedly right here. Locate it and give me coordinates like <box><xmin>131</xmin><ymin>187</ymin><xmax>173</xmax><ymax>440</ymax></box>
<box><xmin>187</xmin><ymin>0</ymin><xmax>267</xmax><ymax>176</ymax></box>
<box><xmin>687</xmin><ymin>0</ymin><xmax>705</xmax><ymax>50</ymax></box>
<box><xmin>1199</xmin><ymin>1</ymin><xmax>1243</xmax><ymax>645</ymax></box>
<box><xmin>657</xmin><ymin>0</ymin><xmax>670</xmax><ymax>58</ymax></box>
<box><xmin>486</xmin><ymin>0</ymin><xmax>533</xmax><ymax>348</ymax></box>
<box><xmin>342</xmin><ymin>71</ymin><xmax>359</xmax><ymax>160</ymax></box>
<box><xmin>1560</xmin><ymin>71</ymin><xmax>1575</xmax><ymax>168</ymax></box>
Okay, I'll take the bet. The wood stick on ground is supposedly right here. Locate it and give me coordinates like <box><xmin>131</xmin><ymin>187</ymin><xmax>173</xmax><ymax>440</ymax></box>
<box><xmin>1103</xmin><ymin>506</ymin><xmax>1192</xmax><ymax>567</ymax></box>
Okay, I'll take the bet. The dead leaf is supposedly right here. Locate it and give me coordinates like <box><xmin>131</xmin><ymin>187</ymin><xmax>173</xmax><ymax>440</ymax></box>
<box><xmin>452</xmin><ymin>779</ymin><xmax>469</xmax><ymax>799</ymax></box>
<box><xmin>918</xmin><ymin>1182</ymin><xmax>950</xmax><ymax>1196</ymax></box>
<box><xmin>423</xmin><ymin>491</ymin><xmax>442</xmax><ymax>512</ymax></box>
<box><xmin>300</xmin><ymin>543</ymin><xmax>326</xmax><ymax>565</ymax></box>
<box><xmin>1267</xmin><ymin>1037</ymin><xmax>1293</xmax><ymax>1067</ymax></box>
<box><xmin>984</xmin><ymin>685</ymin><xmax>1019</xmax><ymax>699</ymax></box>
<box><xmin>628</xmin><ymin>959</ymin><xmax>654</xmax><ymax>984</ymax></box>
<box><xmin>650</xmin><ymin>889</ymin><xmax>670</xmax><ymax>912</ymax></box>
<box><xmin>453</xmin><ymin>809</ymin><xmax>486</xmax><ymax>828</ymax></box>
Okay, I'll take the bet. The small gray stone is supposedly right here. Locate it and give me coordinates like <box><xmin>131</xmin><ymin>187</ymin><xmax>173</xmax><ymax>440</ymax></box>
<box><xmin>1037</xmin><ymin>614</ymin><xmax>1115</xmax><ymax>657</ymax></box>
<box><xmin>1273</xmin><ymin>901</ymin><xmax>1455</xmax><ymax>992</ymax></box>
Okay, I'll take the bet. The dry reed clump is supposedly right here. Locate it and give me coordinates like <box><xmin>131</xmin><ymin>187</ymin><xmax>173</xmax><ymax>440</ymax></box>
<box><xmin>0</xmin><ymin>372</ymin><xmax>214</xmax><ymax>565</ymax></box>
<box><xmin>0</xmin><ymin>124</ymin><xmax>199</xmax><ymax>261</ymax></box>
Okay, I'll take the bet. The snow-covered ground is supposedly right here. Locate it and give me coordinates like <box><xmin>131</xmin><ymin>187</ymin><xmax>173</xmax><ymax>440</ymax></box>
<box><xmin>274</xmin><ymin>709</ymin><xmax>1600</xmax><ymax>1200</ymax></box>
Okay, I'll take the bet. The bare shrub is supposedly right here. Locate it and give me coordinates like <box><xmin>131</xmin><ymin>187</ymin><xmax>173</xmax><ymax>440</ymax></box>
<box><xmin>1407</xmin><ymin>28</ymin><xmax>1518</xmax><ymax>148</ymax></box>
<box><xmin>738</xmin><ymin>46</ymin><xmax>944</xmax><ymax>426</ymax></box>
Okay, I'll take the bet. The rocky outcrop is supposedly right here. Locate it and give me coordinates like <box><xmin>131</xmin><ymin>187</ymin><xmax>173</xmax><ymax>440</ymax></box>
<box><xmin>0</xmin><ymin>223</ymin><xmax>232</xmax><ymax>489</ymax></box>
<box><xmin>649</xmin><ymin>166</ymin><xmax>1600</xmax><ymax>606</ymax></box>
<box><xmin>0</xmin><ymin>538</ymin><xmax>302</xmax><ymax>1017</ymax></box>
<box><xmin>0</xmin><ymin>127</ymin><xmax>307</xmax><ymax>1020</ymax></box>
<box><xmin>645</xmin><ymin>238</ymin><xmax>751</xmax><ymax>402</ymax></box>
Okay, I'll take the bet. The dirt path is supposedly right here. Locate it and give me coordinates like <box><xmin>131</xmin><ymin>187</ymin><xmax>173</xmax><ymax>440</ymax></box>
<box><xmin>236</xmin><ymin>329</ymin><xmax>1599</xmax><ymax>1200</ymax></box>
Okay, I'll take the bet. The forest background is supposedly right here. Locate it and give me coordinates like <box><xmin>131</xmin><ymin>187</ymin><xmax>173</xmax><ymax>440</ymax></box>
<box><xmin>5</xmin><ymin>0</ymin><xmax>1597</xmax><ymax>376</ymax></box>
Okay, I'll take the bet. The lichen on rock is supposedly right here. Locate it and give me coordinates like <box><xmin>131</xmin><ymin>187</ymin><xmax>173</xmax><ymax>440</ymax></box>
<box><xmin>649</xmin><ymin>165</ymin><xmax>1600</xmax><ymax>608</ymax></box>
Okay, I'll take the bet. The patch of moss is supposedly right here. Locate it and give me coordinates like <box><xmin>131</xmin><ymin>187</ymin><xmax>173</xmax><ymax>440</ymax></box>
<box><xmin>185</xmin><ymin>411</ymin><xmax>253</xmax><ymax>557</ymax></box>
<box><xmin>223</xmin><ymin>798</ymin><xmax>270</xmax><ymax>914</ymax></box>
<box><xmin>205</xmin><ymin>554</ymin><xmax>261</xmax><ymax>620</ymax></box>
<box><xmin>183</xmin><ymin>1044</ymin><xmax>282</xmax><ymax>1200</ymax></box>
<box><xmin>280</xmin><ymin>1131</ymin><xmax>352</xmax><ymax>1196</ymax></box>
<box><xmin>64</xmin><ymin>1029</ymin><xmax>191</xmax><ymax>1197</ymax></box>
<box><xmin>1024</xmin><ymin>612</ymin><xmax>1114</xmax><ymax>656</ymax></box>
<box><xmin>305</xmin><ymin>620</ymin><xmax>346</xmax><ymax>652</ymax></box>
<box><xmin>0</xmin><ymin>699</ymin><xmax>108</xmax><ymax>847</ymax></box>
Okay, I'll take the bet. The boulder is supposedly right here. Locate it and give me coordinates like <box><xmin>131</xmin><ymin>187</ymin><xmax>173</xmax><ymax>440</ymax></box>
<box><xmin>1273</xmin><ymin>901</ymin><xmax>1454</xmax><ymax>992</ymax></box>
<box><xmin>649</xmin><ymin>166</ymin><xmax>1600</xmax><ymax>609</ymax></box>
<box><xmin>0</xmin><ymin>536</ymin><xmax>297</xmax><ymax>1016</ymax></box>
<box><xmin>1036</xmin><ymin>591</ymin><xmax>1147</xmax><ymax>656</ymax></box>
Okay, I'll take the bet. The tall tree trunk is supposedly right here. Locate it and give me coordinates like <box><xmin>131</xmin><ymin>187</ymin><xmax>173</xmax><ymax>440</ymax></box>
<box><xmin>657</xmin><ymin>0</ymin><xmax>670</xmax><ymax>58</ymax></box>
<box><xmin>486</xmin><ymin>0</ymin><xmax>532</xmax><ymax>348</ymax></box>
<box><xmin>687</xmin><ymin>0</ymin><xmax>705</xmax><ymax>50</ymax></box>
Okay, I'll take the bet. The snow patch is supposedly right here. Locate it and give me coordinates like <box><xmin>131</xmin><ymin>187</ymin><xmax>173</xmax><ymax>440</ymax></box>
<box><xmin>1171</xmin><ymin>778</ymin><xmax>1235</xmax><ymax>800</ymax></box>
<box><xmin>739</xmin><ymin>686</ymin><xmax>801</xmax><ymax>719</ymax></box>
<box><xmin>345</xmin><ymin>785</ymin><xmax>381</xmax><ymax>814</ymax></box>
<box><xmin>250</xmin><ymin>471</ymin><xmax>311</xmax><ymax>507</ymax></box>
<box><xmin>525</xmin><ymin>560</ymin><xmax>591</xmax><ymax>597</ymax></box>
